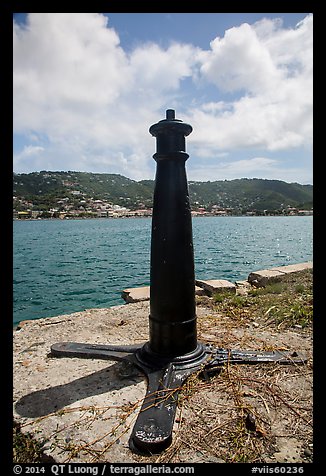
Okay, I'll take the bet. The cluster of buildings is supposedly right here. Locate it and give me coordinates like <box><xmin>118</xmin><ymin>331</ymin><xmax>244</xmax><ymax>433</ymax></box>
<box><xmin>13</xmin><ymin>195</ymin><xmax>152</xmax><ymax>220</ymax></box>
<box><xmin>13</xmin><ymin>192</ymin><xmax>313</xmax><ymax>220</ymax></box>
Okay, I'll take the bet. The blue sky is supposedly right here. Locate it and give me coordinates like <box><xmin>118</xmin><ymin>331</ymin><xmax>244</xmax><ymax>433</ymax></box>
<box><xmin>13</xmin><ymin>13</ymin><xmax>313</xmax><ymax>183</ymax></box>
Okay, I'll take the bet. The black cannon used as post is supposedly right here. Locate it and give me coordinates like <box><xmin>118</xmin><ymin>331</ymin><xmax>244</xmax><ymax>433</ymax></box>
<box><xmin>51</xmin><ymin>110</ymin><xmax>306</xmax><ymax>454</ymax></box>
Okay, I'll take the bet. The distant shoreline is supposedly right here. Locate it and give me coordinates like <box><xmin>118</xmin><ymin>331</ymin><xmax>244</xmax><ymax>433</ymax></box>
<box><xmin>13</xmin><ymin>212</ymin><xmax>313</xmax><ymax>222</ymax></box>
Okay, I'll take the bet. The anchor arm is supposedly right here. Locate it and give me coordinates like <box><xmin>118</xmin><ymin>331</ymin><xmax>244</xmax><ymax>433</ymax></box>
<box><xmin>50</xmin><ymin>342</ymin><xmax>145</xmax><ymax>361</ymax></box>
<box><xmin>204</xmin><ymin>346</ymin><xmax>307</xmax><ymax>367</ymax></box>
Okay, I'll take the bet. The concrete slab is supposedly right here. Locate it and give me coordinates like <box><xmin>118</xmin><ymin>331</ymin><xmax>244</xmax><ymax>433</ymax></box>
<box><xmin>195</xmin><ymin>279</ymin><xmax>236</xmax><ymax>296</ymax></box>
<box><xmin>248</xmin><ymin>261</ymin><xmax>312</xmax><ymax>287</ymax></box>
<box><xmin>195</xmin><ymin>285</ymin><xmax>206</xmax><ymax>296</ymax></box>
<box><xmin>247</xmin><ymin>269</ymin><xmax>285</xmax><ymax>287</ymax></box>
<box><xmin>273</xmin><ymin>262</ymin><xmax>313</xmax><ymax>274</ymax></box>
<box><xmin>121</xmin><ymin>285</ymin><xmax>206</xmax><ymax>303</ymax></box>
<box><xmin>121</xmin><ymin>286</ymin><xmax>150</xmax><ymax>303</ymax></box>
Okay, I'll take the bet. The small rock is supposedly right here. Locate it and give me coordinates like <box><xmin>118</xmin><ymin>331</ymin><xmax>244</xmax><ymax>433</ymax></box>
<box><xmin>207</xmin><ymin>457</ymin><xmax>225</xmax><ymax>463</ymax></box>
<box><xmin>303</xmin><ymin>448</ymin><xmax>312</xmax><ymax>457</ymax></box>
<box><xmin>191</xmin><ymin>452</ymin><xmax>224</xmax><ymax>463</ymax></box>
<box><xmin>245</xmin><ymin>412</ymin><xmax>256</xmax><ymax>431</ymax></box>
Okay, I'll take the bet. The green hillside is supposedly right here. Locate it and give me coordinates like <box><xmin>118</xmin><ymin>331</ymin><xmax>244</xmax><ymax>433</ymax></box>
<box><xmin>13</xmin><ymin>171</ymin><xmax>313</xmax><ymax>214</ymax></box>
<box><xmin>188</xmin><ymin>178</ymin><xmax>313</xmax><ymax>212</ymax></box>
<box><xmin>13</xmin><ymin>171</ymin><xmax>154</xmax><ymax>210</ymax></box>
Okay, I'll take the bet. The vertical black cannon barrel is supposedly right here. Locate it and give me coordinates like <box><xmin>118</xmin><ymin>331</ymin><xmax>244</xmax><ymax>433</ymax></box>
<box><xmin>148</xmin><ymin>109</ymin><xmax>197</xmax><ymax>357</ymax></box>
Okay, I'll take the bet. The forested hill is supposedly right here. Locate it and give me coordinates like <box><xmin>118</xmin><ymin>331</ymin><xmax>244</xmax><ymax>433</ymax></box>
<box><xmin>13</xmin><ymin>171</ymin><xmax>313</xmax><ymax>213</ymax></box>
<box><xmin>187</xmin><ymin>178</ymin><xmax>312</xmax><ymax>212</ymax></box>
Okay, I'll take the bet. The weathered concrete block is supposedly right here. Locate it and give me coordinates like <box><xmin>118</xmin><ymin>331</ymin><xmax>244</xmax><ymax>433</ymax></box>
<box><xmin>195</xmin><ymin>285</ymin><xmax>206</xmax><ymax>296</ymax></box>
<box><xmin>195</xmin><ymin>279</ymin><xmax>236</xmax><ymax>296</ymax></box>
<box><xmin>248</xmin><ymin>269</ymin><xmax>285</xmax><ymax>287</ymax></box>
<box><xmin>273</xmin><ymin>262</ymin><xmax>313</xmax><ymax>274</ymax></box>
<box><xmin>121</xmin><ymin>286</ymin><xmax>150</xmax><ymax>303</ymax></box>
<box><xmin>248</xmin><ymin>261</ymin><xmax>312</xmax><ymax>287</ymax></box>
<box><xmin>235</xmin><ymin>280</ymin><xmax>252</xmax><ymax>295</ymax></box>
<box><xmin>122</xmin><ymin>285</ymin><xmax>206</xmax><ymax>303</ymax></box>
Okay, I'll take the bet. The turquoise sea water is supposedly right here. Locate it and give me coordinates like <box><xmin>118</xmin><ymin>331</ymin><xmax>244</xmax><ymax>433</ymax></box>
<box><xmin>13</xmin><ymin>216</ymin><xmax>313</xmax><ymax>326</ymax></box>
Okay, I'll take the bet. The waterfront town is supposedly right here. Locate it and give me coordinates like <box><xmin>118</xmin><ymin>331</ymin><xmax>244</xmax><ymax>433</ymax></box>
<box><xmin>13</xmin><ymin>171</ymin><xmax>313</xmax><ymax>220</ymax></box>
<box><xmin>13</xmin><ymin>194</ymin><xmax>151</xmax><ymax>220</ymax></box>
<box><xmin>13</xmin><ymin>193</ymin><xmax>312</xmax><ymax>220</ymax></box>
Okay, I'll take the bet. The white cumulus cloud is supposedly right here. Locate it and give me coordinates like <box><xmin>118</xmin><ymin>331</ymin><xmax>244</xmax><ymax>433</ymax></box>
<box><xmin>189</xmin><ymin>14</ymin><xmax>313</xmax><ymax>155</ymax></box>
<box><xmin>13</xmin><ymin>13</ymin><xmax>313</xmax><ymax>182</ymax></box>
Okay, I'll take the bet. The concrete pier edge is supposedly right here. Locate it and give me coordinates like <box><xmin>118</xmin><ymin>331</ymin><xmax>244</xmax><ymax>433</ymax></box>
<box><xmin>121</xmin><ymin>261</ymin><xmax>313</xmax><ymax>302</ymax></box>
<box><xmin>13</xmin><ymin>261</ymin><xmax>313</xmax><ymax>463</ymax></box>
